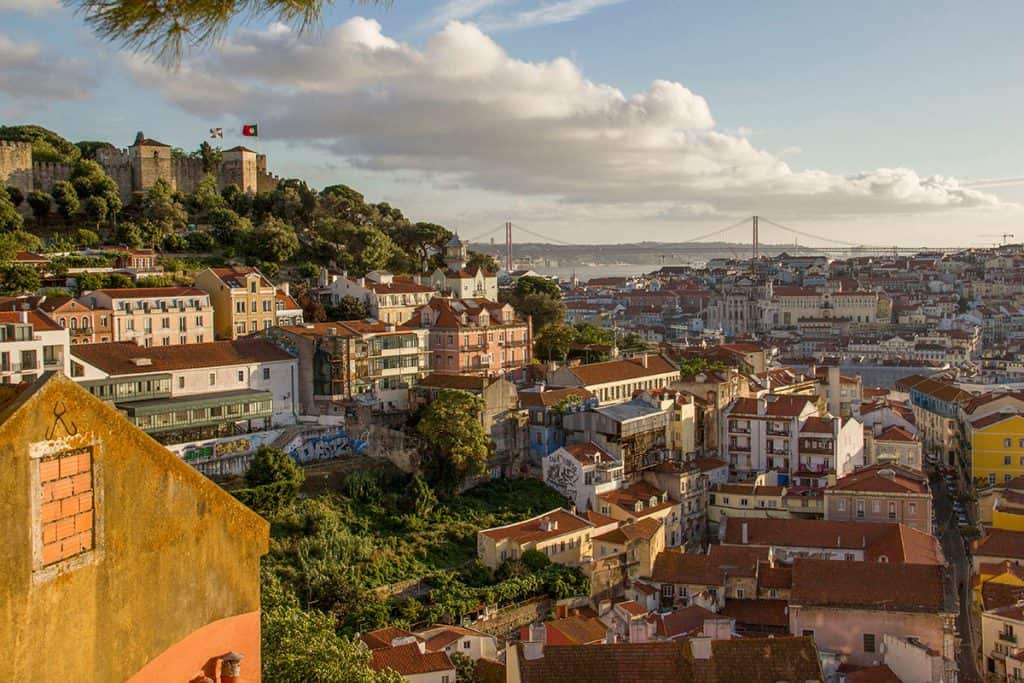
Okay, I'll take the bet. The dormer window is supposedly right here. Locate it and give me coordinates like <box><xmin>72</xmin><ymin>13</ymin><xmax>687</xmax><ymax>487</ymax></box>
<box><xmin>634</xmin><ymin>501</ymin><xmax>643</xmax><ymax>513</ymax></box>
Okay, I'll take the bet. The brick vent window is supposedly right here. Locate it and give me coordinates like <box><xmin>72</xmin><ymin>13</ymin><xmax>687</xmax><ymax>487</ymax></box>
<box><xmin>39</xmin><ymin>447</ymin><xmax>94</xmax><ymax>566</ymax></box>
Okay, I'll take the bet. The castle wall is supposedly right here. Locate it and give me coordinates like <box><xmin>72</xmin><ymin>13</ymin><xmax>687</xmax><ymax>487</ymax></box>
<box><xmin>0</xmin><ymin>141</ymin><xmax>34</xmax><ymax>193</ymax></box>
<box><xmin>131</xmin><ymin>146</ymin><xmax>174</xmax><ymax>193</ymax></box>
<box><xmin>31</xmin><ymin>162</ymin><xmax>72</xmax><ymax>193</ymax></box>
<box><xmin>95</xmin><ymin>148</ymin><xmax>134</xmax><ymax>201</ymax></box>
<box><xmin>172</xmin><ymin>157</ymin><xmax>207</xmax><ymax>195</ymax></box>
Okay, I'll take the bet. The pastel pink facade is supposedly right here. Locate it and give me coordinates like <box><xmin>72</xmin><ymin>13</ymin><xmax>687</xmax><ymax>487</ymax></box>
<box><xmin>408</xmin><ymin>298</ymin><xmax>531</xmax><ymax>376</ymax></box>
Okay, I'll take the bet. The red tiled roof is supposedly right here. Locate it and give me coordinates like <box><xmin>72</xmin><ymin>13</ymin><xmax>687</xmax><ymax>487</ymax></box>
<box><xmin>977</xmin><ymin>529</ymin><xmax>1024</xmax><ymax>560</ymax></box>
<box><xmin>971</xmin><ymin>412</ymin><xmax>1024</xmax><ymax>430</ymax></box>
<box><xmin>706</xmin><ymin>544</ymin><xmax>768</xmax><ymax>578</ymax></box>
<box><xmin>723</xmin><ymin>518</ymin><xmax>942</xmax><ymax>565</ymax></box>
<box><xmin>829</xmin><ymin>463</ymin><xmax>929</xmax><ymax>494</ymax></box>
<box><xmin>647</xmin><ymin>605</ymin><xmax>716</xmax><ymax>640</ymax></box>
<box><xmin>518</xmin><ymin>387</ymin><xmax>594</xmax><ymax>408</ymax></box>
<box><xmin>560</xmin><ymin>442</ymin><xmax>619</xmax><ymax>466</ymax></box>
<box><xmin>844</xmin><ymin>665</ymin><xmax>902</xmax><ymax>683</ymax></box>
<box><xmin>361</xmin><ymin>627</ymin><xmax>420</xmax><ymax>650</ymax></box>
<box><xmin>719</xmin><ymin>599</ymin><xmax>789</xmax><ymax>627</ymax></box>
<box><xmin>565</xmin><ymin>355</ymin><xmax>677</xmax><ymax>386</ymax></box>
<box><xmin>208</xmin><ymin>266</ymin><xmax>274</xmax><ymax>289</ymax></box>
<box><xmin>756</xmin><ymin>562</ymin><xmax>792</xmax><ymax>589</ymax></box>
<box><xmin>369</xmin><ymin>643</ymin><xmax>452</xmax><ymax>676</ymax></box>
<box><xmin>876</xmin><ymin>425</ymin><xmax>918</xmax><ymax>442</ymax></box>
<box><xmin>70</xmin><ymin>339</ymin><xmax>293</xmax><ymax>375</ymax></box>
<box><xmin>0</xmin><ymin>310</ymin><xmax>62</xmax><ymax>331</ymax></box>
<box><xmin>616</xmin><ymin>600</ymin><xmax>649</xmax><ymax>617</ymax></box>
<box><xmin>650</xmin><ymin>550</ymin><xmax>724</xmax><ymax>586</ymax></box>
<box><xmin>598</xmin><ymin>481</ymin><xmax>674</xmax><ymax>518</ymax></box>
<box><xmin>800</xmin><ymin>416</ymin><xmax>834</xmax><ymax>434</ymax></box>
<box><xmin>479</xmin><ymin>509</ymin><xmax>591</xmax><ymax>544</ymax></box>
<box><xmin>790</xmin><ymin>558</ymin><xmax>950</xmax><ymax>612</ymax></box>
<box><xmin>90</xmin><ymin>287</ymin><xmax>208</xmax><ymax>299</ymax></box>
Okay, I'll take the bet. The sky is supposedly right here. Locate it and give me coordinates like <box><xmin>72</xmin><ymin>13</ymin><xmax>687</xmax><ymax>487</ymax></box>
<box><xmin>1</xmin><ymin>0</ymin><xmax>1023</xmax><ymax>247</ymax></box>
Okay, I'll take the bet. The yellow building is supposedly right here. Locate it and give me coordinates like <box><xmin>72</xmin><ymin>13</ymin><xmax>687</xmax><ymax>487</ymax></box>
<box><xmin>970</xmin><ymin>413</ymin><xmax>1024</xmax><ymax>487</ymax></box>
<box><xmin>596</xmin><ymin>480</ymin><xmax>682</xmax><ymax>548</ymax></box>
<box><xmin>194</xmin><ymin>266</ymin><xmax>280</xmax><ymax>339</ymax></box>
<box><xmin>476</xmin><ymin>508</ymin><xmax>596</xmax><ymax>570</ymax></box>
<box><xmin>0</xmin><ymin>373</ymin><xmax>268</xmax><ymax>681</ymax></box>
<box><xmin>974</xmin><ymin>561</ymin><xmax>1024</xmax><ymax>609</ymax></box>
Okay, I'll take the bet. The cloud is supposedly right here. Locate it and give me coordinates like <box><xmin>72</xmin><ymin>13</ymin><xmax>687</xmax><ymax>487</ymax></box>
<box><xmin>424</xmin><ymin>0</ymin><xmax>626</xmax><ymax>32</ymax></box>
<box><xmin>127</xmin><ymin>18</ymin><xmax>1003</xmax><ymax>221</ymax></box>
<box><xmin>0</xmin><ymin>34</ymin><xmax>96</xmax><ymax>99</ymax></box>
<box><xmin>0</xmin><ymin>0</ymin><xmax>58</xmax><ymax>13</ymax></box>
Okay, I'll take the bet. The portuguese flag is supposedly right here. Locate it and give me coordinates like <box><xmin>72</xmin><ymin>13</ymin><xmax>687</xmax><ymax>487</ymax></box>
<box><xmin>242</xmin><ymin>124</ymin><xmax>259</xmax><ymax>137</ymax></box>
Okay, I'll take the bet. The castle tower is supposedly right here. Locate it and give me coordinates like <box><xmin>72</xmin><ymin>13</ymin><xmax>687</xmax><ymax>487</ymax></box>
<box><xmin>0</xmin><ymin>140</ymin><xmax>34</xmax><ymax>193</ymax></box>
<box><xmin>129</xmin><ymin>131</ymin><xmax>174</xmax><ymax>193</ymax></box>
<box><xmin>220</xmin><ymin>146</ymin><xmax>258</xmax><ymax>193</ymax></box>
<box><xmin>444</xmin><ymin>234</ymin><xmax>467</xmax><ymax>270</ymax></box>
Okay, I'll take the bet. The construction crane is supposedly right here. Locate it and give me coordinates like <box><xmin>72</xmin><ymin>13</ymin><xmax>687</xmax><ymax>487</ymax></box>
<box><xmin>981</xmin><ymin>233</ymin><xmax>1015</xmax><ymax>245</ymax></box>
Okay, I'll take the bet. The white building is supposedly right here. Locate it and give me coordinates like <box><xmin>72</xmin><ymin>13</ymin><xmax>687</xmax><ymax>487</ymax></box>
<box><xmin>543</xmin><ymin>442</ymin><xmax>624</xmax><ymax>512</ymax></box>
<box><xmin>319</xmin><ymin>269</ymin><xmax>437</xmax><ymax>325</ymax></box>
<box><xmin>426</xmin><ymin>235</ymin><xmax>499</xmax><ymax>301</ymax></box>
<box><xmin>0</xmin><ymin>310</ymin><xmax>70</xmax><ymax>384</ymax></box>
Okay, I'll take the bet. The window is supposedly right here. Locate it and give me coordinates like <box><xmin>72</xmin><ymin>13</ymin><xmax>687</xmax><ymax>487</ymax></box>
<box><xmin>735</xmin><ymin>588</ymin><xmax>744</xmax><ymax>599</ymax></box>
<box><xmin>888</xmin><ymin>502</ymin><xmax>896</xmax><ymax>520</ymax></box>
<box><xmin>837</xmin><ymin>499</ymin><xmax>846</xmax><ymax>512</ymax></box>
<box><xmin>178</xmin><ymin>376</ymin><xmax>185</xmax><ymax>389</ymax></box>
<box><xmin>463</xmin><ymin>641</ymin><xmax>470</xmax><ymax>649</ymax></box>
<box><xmin>802</xmin><ymin>629</ymin><xmax>814</xmax><ymax>638</ymax></box>
<box><xmin>1020</xmin><ymin>438</ymin><xmax>1024</xmax><ymax>448</ymax></box>
<box><xmin>991</xmin><ymin>474</ymin><xmax>998</xmax><ymax>485</ymax></box>
<box><xmin>161</xmin><ymin>317</ymin><xmax>170</xmax><ymax>329</ymax></box>
<box><xmin>1006</xmin><ymin>455</ymin><xmax>1013</xmax><ymax>466</ymax></box>
<box><xmin>209</xmin><ymin>373</ymin><xmax>216</xmax><ymax>386</ymax></box>
<box><xmin>250</xmin><ymin>281</ymin><xmax>257</xmax><ymax>293</ymax></box>
<box><xmin>1006</xmin><ymin>438</ymin><xmax>1013</xmax><ymax>448</ymax></box>
<box><xmin>856</xmin><ymin>500</ymin><xmax>865</xmax><ymax>518</ymax></box>
<box><xmin>909</xmin><ymin>503</ymin><xmax>917</xmax><ymax>514</ymax></box>
<box><xmin>863</xmin><ymin>633</ymin><xmax>876</xmax><ymax>653</ymax></box>
<box><xmin>263</xmin><ymin>368</ymin><xmax>271</xmax><ymax>380</ymax></box>
<box><xmin>740</xmin><ymin>498</ymin><xmax>749</xmax><ymax>507</ymax></box>
<box><xmin>237</xmin><ymin>371</ymin><xmax>245</xmax><ymax>382</ymax></box>
<box><xmin>844</xmin><ymin>553</ymin><xmax>855</xmax><ymax>561</ymax></box>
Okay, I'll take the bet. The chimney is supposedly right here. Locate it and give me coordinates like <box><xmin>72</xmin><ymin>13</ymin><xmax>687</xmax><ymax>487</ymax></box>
<box><xmin>641</xmin><ymin>353</ymin><xmax>649</xmax><ymax>368</ymax></box>
<box><xmin>741</xmin><ymin>521</ymin><xmax>748</xmax><ymax>545</ymax></box>
<box><xmin>689</xmin><ymin>636</ymin><xmax>712</xmax><ymax>660</ymax></box>
<box><xmin>18</xmin><ymin>310</ymin><xmax>27</xmax><ymax>324</ymax></box>
<box><xmin>281</xmin><ymin>282</ymin><xmax>290</xmax><ymax>296</ymax></box>
<box><xmin>523</xmin><ymin>640</ymin><xmax>545</xmax><ymax>661</ymax></box>
<box><xmin>219</xmin><ymin>652</ymin><xmax>244</xmax><ymax>683</ymax></box>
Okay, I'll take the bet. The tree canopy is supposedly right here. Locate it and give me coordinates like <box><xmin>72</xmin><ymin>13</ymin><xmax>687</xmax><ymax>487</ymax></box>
<box><xmin>417</xmin><ymin>390</ymin><xmax>491</xmax><ymax>491</ymax></box>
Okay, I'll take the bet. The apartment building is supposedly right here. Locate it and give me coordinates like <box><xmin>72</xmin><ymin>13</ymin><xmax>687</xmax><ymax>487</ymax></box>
<box><xmin>0</xmin><ymin>310</ymin><xmax>69</xmax><ymax>384</ymax></box>
<box><xmin>68</xmin><ymin>339</ymin><xmax>297</xmax><ymax>444</ymax></box>
<box><xmin>824</xmin><ymin>464</ymin><xmax>932</xmax><ymax>531</ymax></box>
<box><xmin>426</xmin><ymin>234</ymin><xmax>499</xmax><ymax>300</ymax></box>
<box><xmin>721</xmin><ymin>395</ymin><xmax>817</xmax><ymax>475</ymax></box>
<box><xmin>721</xmin><ymin>517</ymin><xmax>942</xmax><ymax>564</ymax></box>
<box><xmin>549</xmin><ymin>354</ymin><xmax>679</xmax><ymax>405</ymax></box>
<box><xmin>194</xmin><ymin>266</ymin><xmax>280</xmax><ymax>339</ymax></box>
<box><xmin>562</xmin><ymin>395</ymin><xmax>675</xmax><ymax>476</ymax></box>
<box><xmin>982</xmin><ymin>603</ymin><xmax>1024</xmax><ymax>681</ymax></box>
<box><xmin>903</xmin><ymin>375</ymin><xmax>971</xmax><ymax>466</ymax></box>
<box><xmin>78</xmin><ymin>287</ymin><xmax>214</xmax><ymax>347</ymax></box>
<box><xmin>520</xmin><ymin>386</ymin><xmax>597</xmax><ymax>461</ymax></box>
<box><xmin>596</xmin><ymin>480</ymin><xmax>683</xmax><ymax>548</ymax></box>
<box><xmin>37</xmin><ymin>296</ymin><xmax>110</xmax><ymax>344</ymax></box>
<box><xmin>476</xmin><ymin>508</ymin><xmax>597</xmax><ymax>570</ymax></box>
<box><xmin>319</xmin><ymin>269</ymin><xmax>437</xmax><ymax>324</ymax></box>
<box><xmin>971</xmin><ymin>413</ymin><xmax>1024</xmax><ymax>487</ymax></box>
<box><xmin>590</xmin><ymin>517</ymin><xmax>664</xmax><ymax>598</ymax></box>
<box><xmin>407</xmin><ymin>297</ymin><xmax>531</xmax><ymax>376</ymax></box>
<box><xmin>266</xmin><ymin>320</ymin><xmax>429</xmax><ymax>414</ymax></box>
<box><xmin>789</xmin><ymin>558</ymin><xmax>957</xmax><ymax>679</ymax></box>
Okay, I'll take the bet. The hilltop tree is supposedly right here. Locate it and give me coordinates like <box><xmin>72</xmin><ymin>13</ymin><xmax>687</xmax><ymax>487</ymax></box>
<box><xmin>327</xmin><ymin>295</ymin><xmax>369</xmax><ymax>321</ymax></box>
<box><xmin>0</xmin><ymin>125</ymin><xmax>81</xmax><ymax>163</ymax></box>
<box><xmin>196</xmin><ymin>141</ymin><xmax>223</xmax><ymax>174</ymax></box>
<box><xmin>6</xmin><ymin>187</ymin><xmax>24</xmax><ymax>208</ymax></box>
<box><xmin>27</xmin><ymin>191</ymin><xmax>52</xmax><ymax>222</ymax></box>
<box><xmin>82</xmin><ymin>195</ymin><xmax>109</xmax><ymax>228</ymax></box>
<box><xmin>70</xmin><ymin>159</ymin><xmax>122</xmax><ymax>225</ymax></box>
<box><xmin>0</xmin><ymin>265</ymin><xmax>40</xmax><ymax>295</ymax></box>
<box><xmin>140</xmin><ymin>178</ymin><xmax>188</xmax><ymax>236</ymax></box>
<box><xmin>392</xmin><ymin>222</ymin><xmax>452</xmax><ymax>271</ymax></box>
<box><xmin>0</xmin><ymin>191</ymin><xmax>23</xmax><ymax>233</ymax></box>
<box><xmin>208</xmin><ymin>206</ymin><xmax>252</xmax><ymax>245</ymax></box>
<box><xmin>417</xmin><ymin>389</ymin><xmax>490</xmax><ymax>492</ymax></box>
<box><xmin>188</xmin><ymin>174</ymin><xmax>226</xmax><ymax>216</ymax></box>
<box><xmin>535</xmin><ymin>323</ymin><xmax>576</xmax><ymax>362</ymax></box>
<box><xmin>52</xmin><ymin>181</ymin><xmax>79</xmax><ymax>220</ymax></box>
<box><xmin>248</xmin><ymin>216</ymin><xmax>299</xmax><ymax>264</ymax></box>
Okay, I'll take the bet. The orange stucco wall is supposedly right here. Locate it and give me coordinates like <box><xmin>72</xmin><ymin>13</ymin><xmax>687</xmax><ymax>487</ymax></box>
<box><xmin>128</xmin><ymin>611</ymin><xmax>261</xmax><ymax>682</ymax></box>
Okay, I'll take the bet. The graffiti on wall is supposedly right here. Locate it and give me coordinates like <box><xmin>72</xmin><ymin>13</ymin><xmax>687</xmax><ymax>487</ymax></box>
<box><xmin>287</xmin><ymin>430</ymin><xmax>369</xmax><ymax>464</ymax></box>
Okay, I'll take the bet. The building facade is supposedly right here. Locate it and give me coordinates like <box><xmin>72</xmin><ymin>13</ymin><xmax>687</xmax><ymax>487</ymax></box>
<box><xmin>194</xmin><ymin>266</ymin><xmax>281</xmax><ymax>340</ymax></box>
<box><xmin>78</xmin><ymin>287</ymin><xmax>214</xmax><ymax>347</ymax></box>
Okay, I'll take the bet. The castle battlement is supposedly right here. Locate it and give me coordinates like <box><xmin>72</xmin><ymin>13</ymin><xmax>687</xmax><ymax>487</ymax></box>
<box><xmin>0</xmin><ymin>140</ymin><xmax>32</xmax><ymax>152</ymax></box>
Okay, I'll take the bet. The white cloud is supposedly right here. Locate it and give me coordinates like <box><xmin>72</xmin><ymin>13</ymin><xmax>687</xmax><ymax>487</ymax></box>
<box><xmin>0</xmin><ymin>34</ymin><xmax>96</xmax><ymax>99</ymax></box>
<box><xmin>0</xmin><ymin>0</ymin><xmax>58</xmax><ymax>13</ymax></box>
<box><xmin>128</xmin><ymin>18</ymin><xmax>1005</xmax><ymax>228</ymax></box>
<box><xmin>477</xmin><ymin>0</ymin><xmax>629</xmax><ymax>31</ymax></box>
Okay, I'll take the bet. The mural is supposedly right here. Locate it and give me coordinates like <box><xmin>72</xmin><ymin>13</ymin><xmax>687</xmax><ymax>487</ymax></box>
<box><xmin>543</xmin><ymin>452</ymin><xmax>580</xmax><ymax>501</ymax></box>
<box><xmin>287</xmin><ymin>430</ymin><xmax>368</xmax><ymax>464</ymax></box>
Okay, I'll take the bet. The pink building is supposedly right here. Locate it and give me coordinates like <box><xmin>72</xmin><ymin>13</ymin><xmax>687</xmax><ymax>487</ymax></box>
<box><xmin>407</xmin><ymin>297</ymin><xmax>531</xmax><ymax>376</ymax></box>
<box><xmin>824</xmin><ymin>463</ymin><xmax>932</xmax><ymax>531</ymax></box>
<box><xmin>789</xmin><ymin>558</ymin><xmax>957</xmax><ymax>679</ymax></box>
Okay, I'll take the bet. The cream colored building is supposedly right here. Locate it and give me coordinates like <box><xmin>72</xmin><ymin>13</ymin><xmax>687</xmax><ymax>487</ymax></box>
<box><xmin>319</xmin><ymin>269</ymin><xmax>437</xmax><ymax>325</ymax></box>
<box><xmin>194</xmin><ymin>266</ymin><xmax>280</xmax><ymax>339</ymax></box>
<box><xmin>476</xmin><ymin>508</ymin><xmax>595</xmax><ymax>570</ymax></box>
<box><xmin>79</xmin><ymin>287</ymin><xmax>214</xmax><ymax>347</ymax></box>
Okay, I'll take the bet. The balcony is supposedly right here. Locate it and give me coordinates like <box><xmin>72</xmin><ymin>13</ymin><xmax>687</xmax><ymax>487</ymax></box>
<box><xmin>728</xmin><ymin>422</ymin><xmax>750</xmax><ymax>434</ymax></box>
<box><xmin>1000</xmin><ymin>631</ymin><xmax>1018</xmax><ymax>644</ymax></box>
<box><xmin>729</xmin><ymin>442</ymin><xmax>751</xmax><ymax>453</ymax></box>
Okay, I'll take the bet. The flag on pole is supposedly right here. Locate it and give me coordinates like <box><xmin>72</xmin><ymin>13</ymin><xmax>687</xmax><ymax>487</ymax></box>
<box><xmin>209</xmin><ymin>127</ymin><xmax>223</xmax><ymax>139</ymax></box>
<box><xmin>242</xmin><ymin>124</ymin><xmax>259</xmax><ymax>137</ymax></box>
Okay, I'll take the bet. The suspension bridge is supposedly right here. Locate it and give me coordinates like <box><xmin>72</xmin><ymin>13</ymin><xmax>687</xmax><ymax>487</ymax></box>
<box><xmin>459</xmin><ymin>216</ymin><xmax>980</xmax><ymax>270</ymax></box>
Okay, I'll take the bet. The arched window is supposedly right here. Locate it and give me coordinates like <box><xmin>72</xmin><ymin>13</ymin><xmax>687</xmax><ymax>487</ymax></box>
<box><xmin>58</xmin><ymin>318</ymin><xmax>66</xmax><ymax>328</ymax></box>
<box><xmin>70</xmin><ymin>318</ymin><xmax>78</xmax><ymax>330</ymax></box>
<box><xmin>82</xmin><ymin>316</ymin><xmax>89</xmax><ymax>329</ymax></box>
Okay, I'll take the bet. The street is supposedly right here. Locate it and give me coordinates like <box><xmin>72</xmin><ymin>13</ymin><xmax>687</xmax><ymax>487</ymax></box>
<box><xmin>932</xmin><ymin>470</ymin><xmax>982</xmax><ymax>682</ymax></box>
